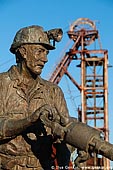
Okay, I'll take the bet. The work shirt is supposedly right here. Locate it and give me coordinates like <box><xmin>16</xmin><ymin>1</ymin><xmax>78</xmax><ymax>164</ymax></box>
<box><xmin>0</xmin><ymin>65</ymin><xmax>70</xmax><ymax>170</ymax></box>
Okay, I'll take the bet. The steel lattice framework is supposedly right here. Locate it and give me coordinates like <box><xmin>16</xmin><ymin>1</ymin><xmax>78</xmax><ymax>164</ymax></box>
<box><xmin>49</xmin><ymin>18</ymin><xmax>109</xmax><ymax>169</ymax></box>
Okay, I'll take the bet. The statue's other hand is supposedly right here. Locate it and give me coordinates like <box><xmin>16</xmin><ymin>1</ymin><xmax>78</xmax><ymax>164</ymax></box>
<box><xmin>46</xmin><ymin>106</ymin><xmax>69</xmax><ymax>126</ymax></box>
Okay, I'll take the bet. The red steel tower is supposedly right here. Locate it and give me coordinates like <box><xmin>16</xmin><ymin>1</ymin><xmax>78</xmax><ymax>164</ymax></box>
<box><xmin>49</xmin><ymin>18</ymin><xmax>109</xmax><ymax>169</ymax></box>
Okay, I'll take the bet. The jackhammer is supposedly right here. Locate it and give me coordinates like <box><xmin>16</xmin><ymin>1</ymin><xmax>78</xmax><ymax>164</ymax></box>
<box><xmin>40</xmin><ymin>113</ymin><xmax>113</xmax><ymax>167</ymax></box>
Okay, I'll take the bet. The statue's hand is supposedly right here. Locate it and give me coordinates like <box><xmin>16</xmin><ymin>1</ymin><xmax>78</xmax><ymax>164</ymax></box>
<box><xmin>30</xmin><ymin>104</ymin><xmax>53</xmax><ymax>123</ymax></box>
<box><xmin>50</xmin><ymin>121</ymin><xmax>66</xmax><ymax>140</ymax></box>
<box><xmin>32</xmin><ymin>105</ymin><xmax>69</xmax><ymax>140</ymax></box>
<box><xmin>45</xmin><ymin>106</ymin><xmax>69</xmax><ymax>126</ymax></box>
<box><xmin>40</xmin><ymin>108</ymin><xmax>67</xmax><ymax>140</ymax></box>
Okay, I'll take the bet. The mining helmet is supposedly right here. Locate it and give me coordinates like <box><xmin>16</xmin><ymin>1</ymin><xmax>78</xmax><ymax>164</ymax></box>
<box><xmin>10</xmin><ymin>25</ymin><xmax>60</xmax><ymax>54</ymax></box>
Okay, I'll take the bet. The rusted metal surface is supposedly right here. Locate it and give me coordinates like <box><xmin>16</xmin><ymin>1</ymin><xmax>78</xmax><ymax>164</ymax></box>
<box><xmin>49</xmin><ymin>18</ymin><xmax>110</xmax><ymax>169</ymax></box>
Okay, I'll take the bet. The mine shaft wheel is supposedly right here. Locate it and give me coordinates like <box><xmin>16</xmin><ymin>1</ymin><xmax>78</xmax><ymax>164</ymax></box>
<box><xmin>68</xmin><ymin>18</ymin><xmax>98</xmax><ymax>46</ymax></box>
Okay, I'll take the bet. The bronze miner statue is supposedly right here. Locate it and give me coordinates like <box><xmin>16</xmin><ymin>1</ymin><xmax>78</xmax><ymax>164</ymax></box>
<box><xmin>0</xmin><ymin>25</ymin><xmax>113</xmax><ymax>170</ymax></box>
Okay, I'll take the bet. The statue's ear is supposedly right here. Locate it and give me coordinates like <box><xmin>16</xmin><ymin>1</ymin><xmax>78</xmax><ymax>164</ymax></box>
<box><xmin>18</xmin><ymin>46</ymin><xmax>27</xmax><ymax>59</ymax></box>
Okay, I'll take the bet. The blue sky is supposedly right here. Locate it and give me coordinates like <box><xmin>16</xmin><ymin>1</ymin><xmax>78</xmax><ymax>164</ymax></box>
<box><xmin>0</xmin><ymin>0</ymin><xmax>113</xmax><ymax>164</ymax></box>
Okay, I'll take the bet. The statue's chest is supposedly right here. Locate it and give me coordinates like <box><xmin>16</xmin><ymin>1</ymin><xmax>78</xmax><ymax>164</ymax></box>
<box><xmin>4</xmin><ymin>85</ymin><xmax>52</xmax><ymax>118</ymax></box>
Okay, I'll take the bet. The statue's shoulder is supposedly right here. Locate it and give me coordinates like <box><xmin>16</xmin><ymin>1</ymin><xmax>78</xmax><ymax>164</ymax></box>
<box><xmin>41</xmin><ymin>77</ymin><xmax>62</xmax><ymax>91</ymax></box>
<box><xmin>41</xmin><ymin>77</ymin><xmax>58</xmax><ymax>87</ymax></box>
<box><xmin>0</xmin><ymin>70</ymin><xmax>9</xmax><ymax>80</ymax></box>
<box><xmin>0</xmin><ymin>66</ymin><xmax>15</xmax><ymax>82</ymax></box>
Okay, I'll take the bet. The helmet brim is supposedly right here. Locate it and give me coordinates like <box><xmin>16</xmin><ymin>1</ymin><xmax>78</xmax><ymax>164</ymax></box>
<box><xmin>39</xmin><ymin>43</ymin><xmax>55</xmax><ymax>50</ymax></box>
<box><xmin>10</xmin><ymin>42</ymin><xmax>55</xmax><ymax>54</ymax></box>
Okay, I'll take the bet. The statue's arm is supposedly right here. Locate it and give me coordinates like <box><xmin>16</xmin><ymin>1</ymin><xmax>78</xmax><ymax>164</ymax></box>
<box><xmin>0</xmin><ymin>104</ymin><xmax>52</xmax><ymax>140</ymax></box>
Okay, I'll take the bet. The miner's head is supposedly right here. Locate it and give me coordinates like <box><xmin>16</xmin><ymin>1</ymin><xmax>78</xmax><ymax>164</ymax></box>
<box><xmin>10</xmin><ymin>25</ymin><xmax>63</xmax><ymax>75</ymax></box>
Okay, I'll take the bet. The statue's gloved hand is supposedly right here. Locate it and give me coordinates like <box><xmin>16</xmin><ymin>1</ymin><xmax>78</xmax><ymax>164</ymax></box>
<box><xmin>44</xmin><ymin>106</ymin><xmax>69</xmax><ymax>126</ymax></box>
<box><xmin>37</xmin><ymin>105</ymin><xmax>69</xmax><ymax>126</ymax></box>
<box><xmin>51</xmin><ymin>122</ymin><xmax>67</xmax><ymax>140</ymax></box>
<box><xmin>30</xmin><ymin>104</ymin><xmax>53</xmax><ymax>123</ymax></box>
<box><xmin>40</xmin><ymin>108</ymin><xmax>67</xmax><ymax>140</ymax></box>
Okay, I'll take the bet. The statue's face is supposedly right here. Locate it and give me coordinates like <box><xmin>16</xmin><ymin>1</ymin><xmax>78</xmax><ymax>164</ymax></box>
<box><xmin>24</xmin><ymin>44</ymin><xmax>49</xmax><ymax>75</ymax></box>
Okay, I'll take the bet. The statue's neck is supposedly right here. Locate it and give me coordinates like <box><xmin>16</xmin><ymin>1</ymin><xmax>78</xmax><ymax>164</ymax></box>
<box><xmin>17</xmin><ymin>62</ymin><xmax>38</xmax><ymax>82</ymax></box>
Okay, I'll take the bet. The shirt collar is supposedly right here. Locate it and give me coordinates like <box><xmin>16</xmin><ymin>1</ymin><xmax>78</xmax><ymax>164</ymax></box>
<box><xmin>8</xmin><ymin>65</ymin><xmax>45</xmax><ymax>88</ymax></box>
